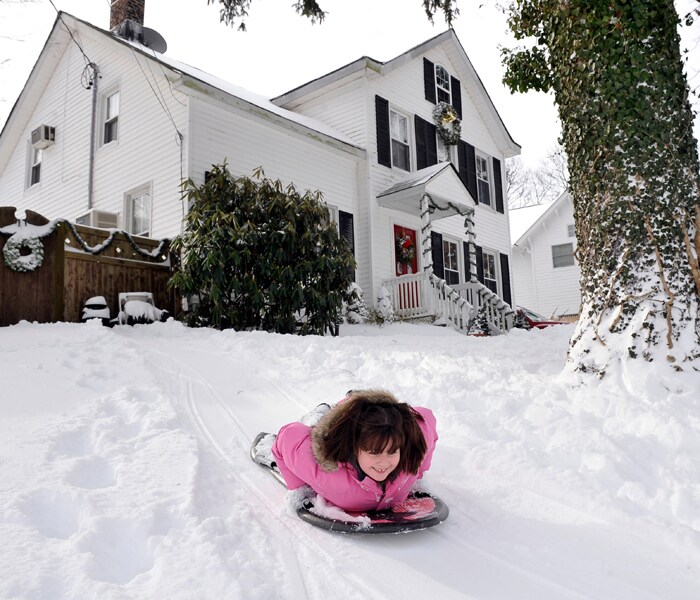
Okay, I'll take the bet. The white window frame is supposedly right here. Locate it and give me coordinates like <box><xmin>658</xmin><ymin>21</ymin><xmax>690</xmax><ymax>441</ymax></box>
<box><xmin>27</xmin><ymin>145</ymin><xmax>43</xmax><ymax>188</ymax></box>
<box><xmin>476</xmin><ymin>151</ymin><xmax>492</xmax><ymax>207</ymax></box>
<box><xmin>442</xmin><ymin>237</ymin><xmax>460</xmax><ymax>285</ymax></box>
<box><xmin>482</xmin><ymin>249</ymin><xmax>499</xmax><ymax>295</ymax></box>
<box><xmin>552</xmin><ymin>243</ymin><xmax>575</xmax><ymax>268</ymax></box>
<box><xmin>436</xmin><ymin>136</ymin><xmax>455</xmax><ymax>165</ymax></box>
<box><xmin>124</xmin><ymin>184</ymin><xmax>152</xmax><ymax>237</ymax></box>
<box><xmin>435</xmin><ymin>64</ymin><xmax>451</xmax><ymax>104</ymax></box>
<box><xmin>101</xmin><ymin>87</ymin><xmax>120</xmax><ymax>146</ymax></box>
<box><xmin>390</xmin><ymin>107</ymin><xmax>411</xmax><ymax>171</ymax></box>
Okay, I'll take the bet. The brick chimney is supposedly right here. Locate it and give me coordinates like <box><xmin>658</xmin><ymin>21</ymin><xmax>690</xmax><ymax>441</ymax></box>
<box><xmin>110</xmin><ymin>0</ymin><xmax>145</xmax><ymax>29</ymax></box>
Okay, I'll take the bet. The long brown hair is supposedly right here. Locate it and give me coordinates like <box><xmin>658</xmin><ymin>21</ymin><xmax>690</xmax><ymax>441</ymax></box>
<box><xmin>320</xmin><ymin>390</ymin><xmax>427</xmax><ymax>476</ymax></box>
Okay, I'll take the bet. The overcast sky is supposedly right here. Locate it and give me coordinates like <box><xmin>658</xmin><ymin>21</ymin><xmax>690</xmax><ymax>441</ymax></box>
<box><xmin>1</xmin><ymin>0</ymin><xmax>698</xmax><ymax>168</ymax></box>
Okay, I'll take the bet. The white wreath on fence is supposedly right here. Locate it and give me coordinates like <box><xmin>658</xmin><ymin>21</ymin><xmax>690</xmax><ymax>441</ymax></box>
<box><xmin>2</xmin><ymin>234</ymin><xmax>45</xmax><ymax>273</ymax></box>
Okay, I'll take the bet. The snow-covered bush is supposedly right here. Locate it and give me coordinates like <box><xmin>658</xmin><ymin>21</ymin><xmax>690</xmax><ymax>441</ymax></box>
<box><xmin>343</xmin><ymin>282</ymin><xmax>368</xmax><ymax>324</ymax></box>
<box><xmin>367</xmin><ymin>286</ymin><xmax>396</xmax><ymax>325</ymax></box>
<box><xmin>468</xmin><ymin>305</ymin><xmax>491</xmax><ymax>336</ymax></box>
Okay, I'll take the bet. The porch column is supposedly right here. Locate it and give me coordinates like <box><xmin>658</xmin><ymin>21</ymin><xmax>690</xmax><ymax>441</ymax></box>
<box><xmin>420</xmin><ymin>193</ymin><xmax>433</xmax><ymax>274</ymax></box>
<box><xmin>465</xmin><ymin>209</ymin><xmax>477</xmax><ymax>282</ymax></box>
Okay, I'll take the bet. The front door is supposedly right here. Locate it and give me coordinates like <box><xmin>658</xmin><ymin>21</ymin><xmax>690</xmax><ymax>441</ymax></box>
<box><xmin>394</xmin><ymin>225</ymin><xmax>418</xmax><ymax>276</ymax></box>
<box><xmin>393</xmin><ymin>225</ymin><xmax>420</xmax><ymax>312</ymax></box>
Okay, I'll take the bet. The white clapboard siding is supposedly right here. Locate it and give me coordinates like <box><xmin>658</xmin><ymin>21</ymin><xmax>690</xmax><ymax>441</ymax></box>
<box><xmin>512</xmin><ymin>194</ymin><xmax>581</xmax><ymax>317</ymax></box>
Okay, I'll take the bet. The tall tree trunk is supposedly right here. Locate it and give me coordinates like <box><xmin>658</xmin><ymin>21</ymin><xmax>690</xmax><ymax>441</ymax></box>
<box><xmin>505</xmin><ymin>0</ymin><xmax>700</xmax><ymax>376</ymax></box>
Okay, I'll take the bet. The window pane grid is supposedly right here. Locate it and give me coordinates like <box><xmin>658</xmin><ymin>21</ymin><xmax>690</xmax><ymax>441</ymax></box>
<box><xmin>552</xmin><ymin>243</ymin><xmax>575</xmax><ymax>268</ymax></box>
<box><xmin>390</xmin><ymin>109</ymin><xmax>410</xmax><ymax>171</ymax></box>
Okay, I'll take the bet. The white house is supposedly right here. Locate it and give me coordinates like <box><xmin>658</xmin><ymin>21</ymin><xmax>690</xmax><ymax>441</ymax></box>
<box><xmin>510</xmin><ymin>191</ymin><xmax>581</xmax><ymax>318</ymax></box>
<box><xmin>0</xmin><ymin>0</ymin><xmax>521</xmax><ymax>333</ymax></box>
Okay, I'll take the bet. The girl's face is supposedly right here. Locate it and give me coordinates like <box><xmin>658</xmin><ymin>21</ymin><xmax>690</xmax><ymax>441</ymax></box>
<box><xmin>357</xmin><ymin>444</ymin><xmax>401</xmax><ymax>482</ymax></box>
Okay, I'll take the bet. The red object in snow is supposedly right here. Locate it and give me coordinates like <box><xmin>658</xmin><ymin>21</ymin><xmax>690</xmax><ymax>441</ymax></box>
<box><xmin>516</xmin><ymin>306</ymin><xmax>567</xmax><ymax>329</ymax></box>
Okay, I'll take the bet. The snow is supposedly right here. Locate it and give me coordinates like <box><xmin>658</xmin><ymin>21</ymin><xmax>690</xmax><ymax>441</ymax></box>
<box><xmin>1</xmin><ymin>319</ymin><xmax>699</xmax><ymax>599</ymax></box>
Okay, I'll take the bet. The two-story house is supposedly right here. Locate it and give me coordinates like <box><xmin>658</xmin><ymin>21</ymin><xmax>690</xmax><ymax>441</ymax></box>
<box><xmin>0</xmin><ymin>0</ymin><xmax>520</xmax><ymax>332</ymax></box>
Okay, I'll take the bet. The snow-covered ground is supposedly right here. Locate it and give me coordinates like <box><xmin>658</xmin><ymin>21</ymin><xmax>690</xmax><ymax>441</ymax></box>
<box><xmin>1</xmin><ymin>319</ymin><xmax>698</xmax><ymax>599</ymax></box>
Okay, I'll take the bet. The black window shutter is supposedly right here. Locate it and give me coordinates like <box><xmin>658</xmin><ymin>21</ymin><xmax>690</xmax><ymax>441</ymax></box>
<box><xmin>463</xmin><ymin>240</ymin><xmax>471</xmax><ymax>281</ymax></box>
<box><xmin>431</xmin><ymin>231</ymin><xmax>444</xmax><ymax>278</ymax></box>
<box><xmin>499</xmin><ymin>253</ymin><xmax>512</xmax><ymax>306</ymax></box>
<box><xmin>375</xmin><ymin>95</ymin><xmax>391</xmax><ymax>168</ymax></box>
<box><xmin>423</xmin><ymin>58</ymin><xmax>436</xmax><ymax>104</ymax></box>
<box><xmin>493</xmin><ymin>157</ymin><xmax>504</xmax><ymax>213</ymax></box>
<box><xmin>204</xmin><ymin>170</ymin><xmax>212</xmax><ymax>183</ymax></box>
<box><xmin>450</xmin><ymin>75</ymin><xmax>462</xmax><ymax>119</ymax></box>
<box><xmin>339</xmin><ymin>210</ymin><xmax>355</xmax><ymax>282</ymax></box>
<box><xmin>458</xmin><ymin>141</ymin><xmax>468</xmax><ymax>188</ymax></box>
<box><xmin>475</xmin><ymin>245</ymin><xmax>484</xmax><ymax>284</ymax></box>
<box><xmin>415</xmin><ymin>116</ymin><xmax>438</xmax><ymax>170</ymax></box>
<box><xmin>466</xmin><ymin>142</ymin><xmax>477</xmax><ymax>201</ymax></box>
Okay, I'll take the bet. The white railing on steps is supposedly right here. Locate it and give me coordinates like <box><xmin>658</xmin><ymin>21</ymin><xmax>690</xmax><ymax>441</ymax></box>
<box><xmin>382</xmin><ymin>272</ymin><xmax>515</xmax><ymax>334</ymax></box>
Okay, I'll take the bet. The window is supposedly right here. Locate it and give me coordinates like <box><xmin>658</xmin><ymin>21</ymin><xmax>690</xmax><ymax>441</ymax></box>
<box><xmin>552</xmin><ymin>243</ymin><xmax>575</xmax><ymax>268</ymax></box>
<box><xmin>103</xmin><ymin>90</ymin><xmax>119</xmax><ymax>144</ymax></box>
<box><xmin>567</xmin><ymin>224</ymin><xmax>575</xmax><ymax>237</ymax></box>
<box><xmin>482</xmin><ymin>251</ymin><xmax>498</xmax><ymax>294</ymax></box>
<box><xmin>437</xmin><ymin>136</ymin><xmax>453</xmax><ymax>164</ymax></box>
<box><xmin>442</xmin><ymin>239</ymin><xmax>460</xmax><ymax>285</ymax></box>
<box><xmin>125</xmin><ymin>186</ymin><xmax>151</xmax><ymax>236</ymax></box>
<box><xmin>390</xmin><ymin>109</ymin><xmax>410</xmax><ymax>171</ymax></box>
<box><xmin>29</xmin><ymin>147</ymin><xmax>43</xmax><ymax>187</ymax></box>
<box><xmin>435</xmin><ymin>65</ymin><xmax>451</xmax><ymax>104</ymax></box>
<box><xmin>476</xmin><ymin>153</ymin><xmax>491</xmax><ymax>206</ymax></box>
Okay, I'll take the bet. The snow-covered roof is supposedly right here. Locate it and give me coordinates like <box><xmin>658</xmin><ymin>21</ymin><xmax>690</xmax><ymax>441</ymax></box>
<box><xmin>377</xmin><ymin>163</ymin><xmax>451</xmax><ymax>197</ymax></box>
<box><xmin>510</xmin><ymin>191</ymin><xmax>572</xmax><ymax>246</ymax></box>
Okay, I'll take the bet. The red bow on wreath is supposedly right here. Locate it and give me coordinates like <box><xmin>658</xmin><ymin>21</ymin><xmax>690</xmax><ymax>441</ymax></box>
<box><xmin>395</xmin><ymin>232</ymin><xmax>415</xmax><ymax>265</ymax></box>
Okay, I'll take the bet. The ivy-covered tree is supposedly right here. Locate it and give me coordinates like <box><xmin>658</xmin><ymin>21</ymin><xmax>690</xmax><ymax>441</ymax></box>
<box><xmin>502</xmin><ymin>1</ymin><xmax>700</xmax><ymax>375</ymax></box>
<box><xmin>170</xmin><ymin>164</ymin><xmax>355</xmax><ymax>334</ymax></box>
<box><xmin>206</xmin><ymin>0</ymin><xmax>458</xmax><ymax>30</ymax></box>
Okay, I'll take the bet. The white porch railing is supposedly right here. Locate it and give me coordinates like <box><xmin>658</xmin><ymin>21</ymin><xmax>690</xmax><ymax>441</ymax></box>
<box><xmin>382</xmin><ymin>272</ymin><xmax>515</xmax><ymax>334</ymax></box>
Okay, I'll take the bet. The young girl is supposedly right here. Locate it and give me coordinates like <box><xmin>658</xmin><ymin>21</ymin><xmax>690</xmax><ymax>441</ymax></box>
<box><xmin>271</xmin><ymin>389</ymin><xmax>438</xmax><ymax>512</ymax></box>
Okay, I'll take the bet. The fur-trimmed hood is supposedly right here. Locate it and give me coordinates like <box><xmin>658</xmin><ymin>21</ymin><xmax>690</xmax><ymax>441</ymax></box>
<box><xmin>311</xmin><ymin>389</ymin><xmax>400</xmax><ymax>472</ymax></box>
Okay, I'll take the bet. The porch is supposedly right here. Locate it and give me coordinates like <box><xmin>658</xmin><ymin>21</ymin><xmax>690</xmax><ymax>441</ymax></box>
<box><xmin>382</xmin><ymin>271</ymin><xmax>515</xmax><ymax>335</ymax></box>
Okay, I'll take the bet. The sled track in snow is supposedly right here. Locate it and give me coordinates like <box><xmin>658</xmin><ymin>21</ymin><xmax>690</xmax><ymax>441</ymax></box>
<box><xmin>144</xmin><ymin>341</ymin><xmax>391</xmax><ymax>600</ymax></box>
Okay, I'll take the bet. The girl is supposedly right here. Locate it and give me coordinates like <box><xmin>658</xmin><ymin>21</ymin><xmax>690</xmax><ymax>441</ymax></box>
<box><xmin>271</xmin><ymin>389</ymin><xmax>438</xmax><ymax>512</ymax></box>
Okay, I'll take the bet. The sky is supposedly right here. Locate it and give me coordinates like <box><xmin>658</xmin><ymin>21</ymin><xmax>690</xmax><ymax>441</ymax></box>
<box><xmin>2</xmin><ymin>318</ymin><xmax>699</xmax><ymax>598</ymax></box>
<box><xmin>0</xmin><ymin>0</ymin><xmax>698</xmax><ymax>169</ymax></box>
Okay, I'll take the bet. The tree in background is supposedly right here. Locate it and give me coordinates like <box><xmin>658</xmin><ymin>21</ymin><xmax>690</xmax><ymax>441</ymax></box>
<box><xmin>506</xmin><ymin>145</ymin><xmax>569</xmax><ymax>208</ymax></box>
<box><xmin>207</xmin><ymin>0</ymin><xmax>458</xmax><ymax>29</ymax></box>
<box><xmin>171</xmin><ymin>164</ymin><xmax>355</xmax><ymax>334</ymax></box>
<box><xmin>502</xmin><ymin>1</ymin><xmax>700</xmax><ymax>376</ymax></box>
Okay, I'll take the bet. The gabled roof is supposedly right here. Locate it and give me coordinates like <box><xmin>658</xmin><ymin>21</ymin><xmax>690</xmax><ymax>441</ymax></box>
<box><xmin>0</xmin><ymin>12</ymin><xmax>364</xmax><ymax>173</ymax></box>
<box><xmin>272</xmin><ymin>29</ymin><xmax>521</xmax><ymax>158</ymax></box>
<box><xmin>511</xmin><ymin>190</ymin><xmax>572</xmax><ymax>247</ymax></box>
<box><xmin>377</xmin><ymin>162</ymin><xmax>475</xmax><ymax>219</ymax></box>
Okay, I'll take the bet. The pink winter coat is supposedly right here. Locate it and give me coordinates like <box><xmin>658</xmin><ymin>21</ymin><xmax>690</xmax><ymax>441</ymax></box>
<box><xmin>271</xmin><ymin>401</ymin><xmax>438</xmax><ymax>512</ymax></box>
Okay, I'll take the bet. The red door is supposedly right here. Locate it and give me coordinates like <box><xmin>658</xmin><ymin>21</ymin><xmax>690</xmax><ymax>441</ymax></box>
<box><xmin>394</xmin><ymin>225</ymin><xmax>420</xmax><ymax>311</ymax></box>
<box><xmin>394</xmin><ymin>225</ymin><xmax>418</xmax><ymax>276</ymax></box>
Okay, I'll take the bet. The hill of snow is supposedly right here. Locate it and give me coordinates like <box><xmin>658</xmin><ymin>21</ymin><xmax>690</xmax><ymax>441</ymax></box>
<box><xmin>1</xmin><ymin>320</ymin><xmax>698</xmax><ymax>599</ymax></box>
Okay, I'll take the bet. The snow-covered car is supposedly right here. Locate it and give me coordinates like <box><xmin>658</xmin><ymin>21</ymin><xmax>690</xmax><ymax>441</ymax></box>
<box><xmin>81</xmin><ymin>296</ymin><xmax>111</xmax><ymax>327</ymax></box>
<box><xmin>515</xmin><ymin>306</ymin><xmax>566</xmax><ymax>330</ymax></box>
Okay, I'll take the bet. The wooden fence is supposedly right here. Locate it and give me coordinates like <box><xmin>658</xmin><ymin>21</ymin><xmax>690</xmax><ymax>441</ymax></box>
<box><xmin>0</xmin><ymin>207</ymin><xmax>176</xmax><ymax>327</ymax></box>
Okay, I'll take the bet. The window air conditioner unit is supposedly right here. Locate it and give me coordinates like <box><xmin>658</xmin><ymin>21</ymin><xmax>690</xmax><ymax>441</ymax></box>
<box><xmin>74</xmin><ymin>209</ymin><xmax>119</xmax><ymax>229</ymax></box>
<box><xmin>31</xmin><ymin>125</ymin><xmax>56</xmax><ymax>149</ymax></box>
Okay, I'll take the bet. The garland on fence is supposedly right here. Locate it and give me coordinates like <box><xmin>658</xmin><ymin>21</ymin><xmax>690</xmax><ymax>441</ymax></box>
<box><xmin>1</xmin><ymin>218</ymin><xmax>170</xmax><ymax>274</ymax></box>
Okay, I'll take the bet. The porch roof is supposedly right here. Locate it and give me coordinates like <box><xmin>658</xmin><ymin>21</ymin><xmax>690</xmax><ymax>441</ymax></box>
<box><xmin>376</xmin><ymin>163</ymin><xmax>476</xmax><ymax>219</ymax></box>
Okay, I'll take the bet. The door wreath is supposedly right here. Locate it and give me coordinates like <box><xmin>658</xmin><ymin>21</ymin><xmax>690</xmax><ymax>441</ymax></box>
<box><xmin>2</xmin><ymin>234</ymin><xmax>45</xmax><ymax>272</ymax></box>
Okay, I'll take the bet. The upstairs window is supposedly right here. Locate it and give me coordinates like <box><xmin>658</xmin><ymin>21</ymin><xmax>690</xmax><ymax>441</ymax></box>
<box><xmin>29</xmin><ymin>147</ymin><xmax>43</xmax><ymax>187</ymax></box>
<box><xmin>567</xmin><ymin>223</ymin><xmax>575</xmax><ymax>237</ymax></box>
<box><xmin>103</xmin><ymin>90</ymin><xmax>120</xmax><ymax>145</ymax></box>
<box><xmin>390</xmin><ymin>109</ymin><xmax>410</xmax><ymax>171</ymax></box>
<box><xmin>435</xmin><ymin>65</ymin><xmax>451</xmax><ymax>104</ymax></box>
<box><xmin>476</xmin><ymin>153</ymin><xmax>491</xmax><ymax>206</ymax></box>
